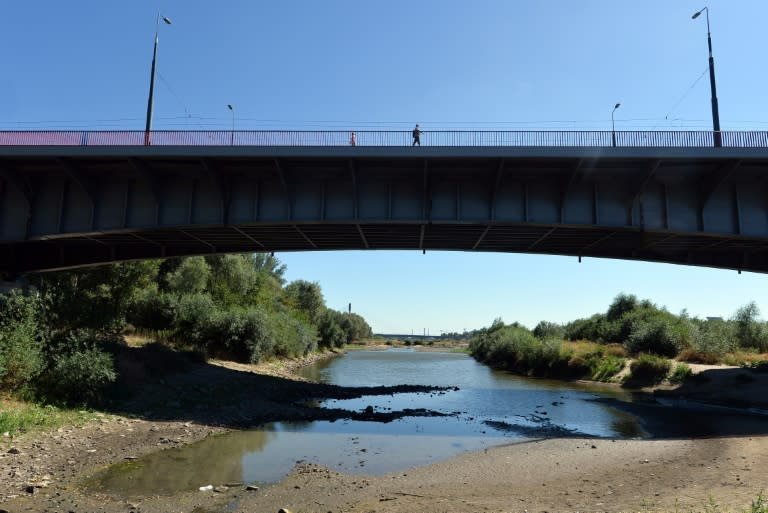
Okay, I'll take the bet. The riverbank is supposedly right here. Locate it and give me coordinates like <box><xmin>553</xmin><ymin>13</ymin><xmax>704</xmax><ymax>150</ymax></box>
<box><xmin>1</xmin><ymin>347</ymin><xmax>767</xmax><ymax>513</ymax></box>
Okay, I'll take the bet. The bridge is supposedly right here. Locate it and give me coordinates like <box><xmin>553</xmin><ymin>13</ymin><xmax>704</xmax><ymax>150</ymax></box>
<box><xmin>1</xmin><ymin>130</ymin><xmax>767</xmax><ymax>275</ymax></box>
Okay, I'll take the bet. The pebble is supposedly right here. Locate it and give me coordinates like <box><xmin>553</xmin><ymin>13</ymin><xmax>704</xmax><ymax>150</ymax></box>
<box><xmin>199</xmin><ymin>484</ymin><xmax>213</xmax><ymax>492</ymax></box>
<box><xmin>246</xmin><ymin>485</ymin><xmax>260</xmax><ymax>491</ymax></box>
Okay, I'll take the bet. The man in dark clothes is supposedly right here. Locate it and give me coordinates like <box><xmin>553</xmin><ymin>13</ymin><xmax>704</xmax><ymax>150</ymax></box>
<box><xmin>412</xmin><ymin>124</ymin><xmax>421</xmax><ymax>146</ymax></box>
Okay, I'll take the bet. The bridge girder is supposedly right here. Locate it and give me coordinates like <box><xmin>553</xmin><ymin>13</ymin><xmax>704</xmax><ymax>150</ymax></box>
<box><xmin>0</xmin><ymin>147</ymin><xmax>767</xmax><ymax>274</ymax></box>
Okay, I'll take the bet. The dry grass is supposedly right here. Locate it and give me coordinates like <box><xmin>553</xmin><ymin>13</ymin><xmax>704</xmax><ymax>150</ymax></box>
<box><xmin>678</xmin><ymin>348</ymin><xmax>721</xmax><ymax>364</ymax></box>
<box><xmin>723</xmin><ymin>351</ymin><xmax>768</xmax><ymax>366</ymax></box>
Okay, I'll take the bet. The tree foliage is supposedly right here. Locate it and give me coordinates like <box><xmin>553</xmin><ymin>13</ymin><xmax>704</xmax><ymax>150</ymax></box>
<box><xmin>1</xmin><ymin>251</ymin><xmax>373</xmax><ymax>405</ymax></box>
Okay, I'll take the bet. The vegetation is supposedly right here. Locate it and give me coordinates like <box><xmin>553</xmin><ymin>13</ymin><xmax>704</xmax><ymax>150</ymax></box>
<box><xmin>0</xmin><ymin>398</ymin><xmax>99</xmax><ymax>436</ymax></box>
<box><xmin>469</xmin><ymin>293</ymin><xmax>768</xmax><ymax>385</ymax></box>
<box><xmin>469</xmin><ymin>320</ymin><xmax>627</xmax><ymax>381</ymax></box>
<box><xmin>669</xmin><ymin>362</ymin><xmax>693</xmax><ymax>384</ymax></box>
<box><xmin>0</xmin><ymin>253</ymin><xmax>373</xmax><ymax>407</ymax></box>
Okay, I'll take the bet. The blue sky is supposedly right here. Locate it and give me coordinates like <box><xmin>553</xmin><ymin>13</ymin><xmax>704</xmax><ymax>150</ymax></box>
<box><xmin>2</xmin><ymin>1</ymin><xmax>768</xmax><ymax>333</ymax></box>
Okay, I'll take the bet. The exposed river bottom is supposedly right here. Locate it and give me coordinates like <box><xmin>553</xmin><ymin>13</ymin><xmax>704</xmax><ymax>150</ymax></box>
<box><xmin>2</xmin><ymin>348</ymin><xmax>768</xmax><ymax>513</ymax></box>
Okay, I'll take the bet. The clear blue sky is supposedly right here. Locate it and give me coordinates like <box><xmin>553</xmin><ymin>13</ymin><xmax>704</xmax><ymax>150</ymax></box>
<box><xmin>2</xmin><ymin>1</ymin><xmax>768</xmax><ymax>333</ymax></box>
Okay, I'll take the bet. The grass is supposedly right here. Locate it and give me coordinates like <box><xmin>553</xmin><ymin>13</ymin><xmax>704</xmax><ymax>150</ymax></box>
<box><xmin>663</xmin><ymin>493</ymin><xmax>768</xmax><ymax>513</ymax></box>
<box><xmin>670</xmin><ymin>362</ymin><xmax>693</xmax><ymax>384</ymax></box>
<box><xmin>723</xmin><ymin>351</ymin><xmax>768</xmax><ymax>367</ymax></box>
<box><xmin>625</xmin><ymin>353</ymin><xmax>672</xmax><ymax>386</ymax></box>
<box><xmin>0</xmin><ymin>397</ymin><xmax>100</xmax><ymax>437</ymax></box>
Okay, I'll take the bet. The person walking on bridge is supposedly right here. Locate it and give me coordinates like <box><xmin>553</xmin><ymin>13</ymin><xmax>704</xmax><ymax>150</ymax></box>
<box><xmin>412</xmin><ymin>124</ymin><xmax>421</xmax><ymax>146</ymax></box>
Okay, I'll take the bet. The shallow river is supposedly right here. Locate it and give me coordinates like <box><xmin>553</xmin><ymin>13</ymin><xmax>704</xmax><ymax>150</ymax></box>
<box><xmin>87</xmin><ymin>348</ymin><xmax>647</xmax><ymax>496</ymax></box>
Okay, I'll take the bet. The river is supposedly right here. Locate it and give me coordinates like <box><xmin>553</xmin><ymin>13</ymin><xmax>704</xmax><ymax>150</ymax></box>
<box><xmin>86</xmin><ymin>348</ymin><xmax>647</xmax><ymax>496</ymax></box>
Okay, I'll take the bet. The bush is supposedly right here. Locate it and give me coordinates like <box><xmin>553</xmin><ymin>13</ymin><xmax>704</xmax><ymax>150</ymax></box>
<box><xmin>669</xmin><ymin>363</ymin><xmax>693</xmax><ymax>384</ymax></box>
<box><xmin>589</xmin><ymin>354</ymin><xmax>626</xmax><ymax>382</ymax></box>
<box><xmin>0</xmin><ymin>291</ymin><xmax>46</xmax><ymax>392</ymax></box>
<box><xmin>174</xmin><ymin>293</ymin><xmax>217</xmax><ymax>347</ymax></box>
<box><xmin>624</xmin><ymin>313</ymin><xmax>686</xmax><ymax>357</ymax></box>
<box><xmin>627</xmin><ymin>353</ymin><xmax>671</xmax><ymax>385</ymax></box>
<box><xmin>44</xmin><ymin>348</ymin><xmax>117</xmax><ymax>404</ymax></box>
<box><xmin>689</xmin><ymin>318</ymin><xmax>736</xmax><ymax>356</ymax></box>
<box><xmin>533</xmin><ymin>321</ymin><xmax>564</xmax><ymax>341</ymax></box>
<box><xmin>128</xmin><ymin>289</ymin><xmax>178</xmax><ymax>331</ymax></box>
<box><xmin>677</xmin><ymin>348</ymin><xmax>720</xmax><ymax>364</ymax></box>
<box><xmin>733</xmin><ymin>302</ymin><xmax>768</xmax><ymax>352</ymax></box>
<box><xmin>271</xmin><ymin>311</ymin><xmax>317</xmax><ymax>359</ymax></box>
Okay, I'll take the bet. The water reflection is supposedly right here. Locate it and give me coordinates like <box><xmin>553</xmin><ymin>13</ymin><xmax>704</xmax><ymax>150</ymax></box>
<box><xmin>86</xmin><ymin>430</ymin><xmax>275</xmax><ymax>496</ymax></box>
<box><xmin>87</xmin><ymin>349</ymin><xmax>645</xmax><ymax>497</ymax></box>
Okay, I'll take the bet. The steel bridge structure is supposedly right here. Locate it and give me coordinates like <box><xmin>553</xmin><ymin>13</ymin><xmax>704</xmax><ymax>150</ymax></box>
<box><xmin>1</xmin><ymin>129</ymin><xmax>767</xmax><ymax>275</ymax></box>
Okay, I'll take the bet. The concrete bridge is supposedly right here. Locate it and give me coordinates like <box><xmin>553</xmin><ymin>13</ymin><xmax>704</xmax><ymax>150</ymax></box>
<box><xmin>1</xmin><ymin>130</ymin><xmax>767</xmax><ymax>275</ymax></box>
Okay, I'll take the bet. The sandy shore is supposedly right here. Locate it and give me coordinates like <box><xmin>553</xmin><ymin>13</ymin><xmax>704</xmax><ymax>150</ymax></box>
<box><xmin>1</xmin><ymin>350</ymin><xmax>767</xmax><ymax>513</ymax></box>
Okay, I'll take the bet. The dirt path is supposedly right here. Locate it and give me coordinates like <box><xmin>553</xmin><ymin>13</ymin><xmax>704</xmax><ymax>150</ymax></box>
<box><xmin>1</xmin><ymin>351</ymin><xmax>767</xmax><ymax>513</ymax></box>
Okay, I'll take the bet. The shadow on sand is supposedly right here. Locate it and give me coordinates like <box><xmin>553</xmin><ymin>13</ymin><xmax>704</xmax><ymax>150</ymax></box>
<box><xmin>101</xmin><ymin>343</ymin><xmax>450</xmax><ymax>429</ymax></box>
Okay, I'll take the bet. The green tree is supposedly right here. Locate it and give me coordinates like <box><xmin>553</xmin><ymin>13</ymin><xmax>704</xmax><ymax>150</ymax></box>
<box><xmin>33</xmin><ymin>260</ymin><xmax>160</xmax><ymax>332</ymax></box>
<box><xmin>166</xmin><ymin>256</ymin><xmax>210</xmax><ymax>295</ymax></box>
<box><xmin>733</xmin><ymin>301</ymin><xmax>768</xmax><ymax>351</ymax></box>
<box><xmin>205</xmin><ymin>255</ymin><xmax>259</xmax><ymax>305</ymax></box>
<box><xmin>318</xmin><ymin>310</ymin><xmax>346</xmax><ymax>348</ymax></box>
<box><xmin>284</xmin><ymin>280</ymin><xmax>326</xmax><ymax>325</ymax></box>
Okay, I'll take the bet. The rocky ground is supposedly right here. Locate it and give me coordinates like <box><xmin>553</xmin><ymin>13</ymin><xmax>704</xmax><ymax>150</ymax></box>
<box><xmin>1</xmin><ymin>349</ymin><xmax>767</xmax><ymax>513</ymax></box>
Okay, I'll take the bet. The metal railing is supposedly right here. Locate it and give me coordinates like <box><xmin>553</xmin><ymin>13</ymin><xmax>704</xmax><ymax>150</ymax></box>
<box><xmin>1</xmin><ymin>130</ymin><xmax>768</xmax><ymax>148</ymax></box>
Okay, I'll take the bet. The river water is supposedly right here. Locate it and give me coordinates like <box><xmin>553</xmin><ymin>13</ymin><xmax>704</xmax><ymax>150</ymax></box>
<box><xmin>86</xmin><ymin>348</ymin><xmax>646</xmax><ymax>496</ymax></box>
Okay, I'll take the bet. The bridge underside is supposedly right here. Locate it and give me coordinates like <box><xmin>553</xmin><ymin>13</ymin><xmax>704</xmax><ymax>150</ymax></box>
<box><xmin>1</xmin><ymin>146</ymin><xmax>767</xmax><ymax>274</ymax></box>
<box><xmin>4</xmin><ymin>222</ymin><xmax>767</xmax><ymax>274</ymax></box>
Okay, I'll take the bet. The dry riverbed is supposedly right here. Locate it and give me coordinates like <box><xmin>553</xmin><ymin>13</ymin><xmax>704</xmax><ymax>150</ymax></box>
<box><xmin>1</xmin><ymin>349</ymin><xmax>767</xmax><ymax>513</ymax></box>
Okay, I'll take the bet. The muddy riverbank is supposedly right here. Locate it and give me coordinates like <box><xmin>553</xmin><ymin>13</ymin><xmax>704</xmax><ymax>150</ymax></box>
<box><xmin>1</xmin><ymin>349</ymin><xmax>767</xmax><ymax>513</ymax></box>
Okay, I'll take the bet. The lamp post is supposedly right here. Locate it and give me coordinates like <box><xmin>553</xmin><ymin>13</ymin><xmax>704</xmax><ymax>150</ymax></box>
<box><xmin>227</xmin><ymin>104</ymin><xmax>234</xmax><ymax>145</ymax></box>
<box><xmin>145</xmin><ymin>14</ymin><xmax>172</xmax><ymax>145</ymax></box>
<box><xmin>611</xmin><ymin>102</ymin><xmax>621</xmax><ymax>147</ymax></box>
<box><xmin>692</xmin><ymin>7</ymin><xmax>721</xmax><ymax>147</ymax></box>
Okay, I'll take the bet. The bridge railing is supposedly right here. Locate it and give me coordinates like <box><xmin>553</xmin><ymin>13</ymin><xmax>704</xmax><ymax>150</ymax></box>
<box><xmin>2</xmin><ymin>130</ymin><xmax>768</xmax><ymax>148</ymax></box>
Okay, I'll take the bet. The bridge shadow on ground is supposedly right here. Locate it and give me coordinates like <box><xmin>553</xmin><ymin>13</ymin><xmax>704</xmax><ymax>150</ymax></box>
<box><xmin>104</xmin><ymin>343</ymin><xmax>449</xmax><ymax>429</ymax></box>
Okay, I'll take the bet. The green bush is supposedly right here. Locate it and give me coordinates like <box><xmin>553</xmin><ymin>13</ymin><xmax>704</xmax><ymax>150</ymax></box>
<box><xmin>44</xmin><ymin>348</ymin><xmax>117</xmax><ymax>404</ymax></box>
<box><xmin>669</xmin><ymin>362</ymin><xmax>693</xmax><ymax>384</ymax></box>
<box><xmin>624</xmin><ymin>313</ymin><xmax>686</xmax><ymax>357</ymax></box>
<box><xmin>128</xmin><ymin>289</ymin><xmax>178</xmax><ymax>331</ymax></box>
<box><xmin>733</xmin><ymin>302</ymin><xmax>768</xmax><ymax>352</ymax></box>
<box><xmin>589</xmin><ymin>354</ymin><xmax>626</xmax><ymax>382</ymax></box>
<box><xmin>563</xmin><ymin>314</ymin><xmax>604</xmax><ymax>341</ymax></box>
<box><xmin>689</xmin><ymin>318</ymin><xmax>736</xmax><ymax>356</ymax></box>
<box><xmin>0</xmin><ymin>291</ymin><xmax>46</xmax><ymax>392</ymax></box>
<box><xmin>627</xmin><ymin>353</ymin><xmax>671</xmax><ymax>385</ymax></box>
<box><xmin>533</xmin><ymin>321</ymin><xmax>564</xmax><ymax>341</ymax></box>
<box><xmin>271</xmin><ymin>311</ymin><xmax>317</xmax><ymax>359</ymax></box>
<box><xmin>318</xmin><ymin>310</ymin><xmax>346</xmax><ymax>349</ymax></box>
<box><xmin>174</xmin><ymin>293</ymin><xmax>217</xmax><ymax>347</ymax></box>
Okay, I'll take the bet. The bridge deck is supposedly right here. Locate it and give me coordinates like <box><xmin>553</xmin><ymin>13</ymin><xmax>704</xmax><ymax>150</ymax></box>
<box><xmin>1</xmin><ymin>130</ymin><xmax>767</xmax><ymax>274</ymax></box>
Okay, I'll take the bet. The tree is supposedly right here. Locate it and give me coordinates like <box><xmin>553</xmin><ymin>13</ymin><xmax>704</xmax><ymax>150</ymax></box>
<box><xmin>606</xmin><ymin>293</ymin><xmax>639</xmax><ymax>322</ymax></box>
<box><xmin>733</xmin><ymin>301</ymin><xmax>768</xmax><ymax>351</ymax></box>
<box><xmin>165</xmin><ymin>257</ymin><xmax>210</xmax><ymax>295</ymax></box>
<box><xmin>284</xmin><ymin>280</ymin><xmax>326</xmax><ymax>325</ymax></box>
<box><xmin>33</xmin><ymin>260</ymin><xmax>160</xmax><ymax>332</ymax></box>
<box><xmin>206</xmin><ymin>254</ymin><xmax>258</xmax><ymax>304</ymax></box>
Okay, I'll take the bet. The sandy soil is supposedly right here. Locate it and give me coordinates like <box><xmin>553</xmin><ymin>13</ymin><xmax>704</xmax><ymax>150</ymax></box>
<box><xmin>1</xmin><ymin>350</ymin><xmax>767</xmax><ymax>513</ymax></box>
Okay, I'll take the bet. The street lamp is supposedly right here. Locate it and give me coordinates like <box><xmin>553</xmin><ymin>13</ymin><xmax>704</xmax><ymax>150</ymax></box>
<box><xmin>611</xmin><ymin>102</ymin><xmax>621</xmax><ymax>147</ymax></box>
<box><xmin>227</xmin><ymin>104</ymin><xmax>234</xmax><ymax>145</ymax></box>
<box><xmin>145</xmin><ymin>14</ymin><xmax>173</xmax><ymax>145</ymax></box>
<box><xmin>692</xmin><ymin>6</ymin><xmax>721</xmax><ymax>147</ymax></box>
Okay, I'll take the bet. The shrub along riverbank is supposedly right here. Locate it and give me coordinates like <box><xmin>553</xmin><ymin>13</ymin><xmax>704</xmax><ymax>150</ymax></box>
<box><xmin>469</xmin><ymin>293</ymin><xmax>768</xmax><ymax>385</ymax></box>
<box><xmin>0</xmin><ymin>254</ymin><xmax>373</xmax><ymax>419</ymax></box>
